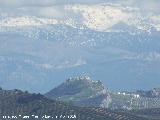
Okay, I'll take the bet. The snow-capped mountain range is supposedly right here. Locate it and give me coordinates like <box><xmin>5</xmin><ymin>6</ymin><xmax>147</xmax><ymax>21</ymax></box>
<box><xmin>0</xmin><ymin>3</ymin><xmax>160</xmax><ymax>32</ymax></box>
<box><xmin>0</xmin><ymin>3</ymin><xmax>160</xmax><ymax>93</ymax></box>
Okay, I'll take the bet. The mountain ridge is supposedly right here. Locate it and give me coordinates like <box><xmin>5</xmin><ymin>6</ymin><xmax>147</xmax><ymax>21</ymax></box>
<box><xmin>45</xmin><ymin>76</ymin><xmax>160</xmax><ymax>110</ymax></box>
<box><xmin>45</xmin><ymin>76</ymin><xmax>112</xmax><ymax>108</ymax></box>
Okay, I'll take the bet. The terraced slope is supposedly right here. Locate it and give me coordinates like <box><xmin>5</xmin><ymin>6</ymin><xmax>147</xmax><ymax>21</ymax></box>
<box><xmin>131</xmin><ymin>108</ymin><xmax>160</xmax><ymax>120</ymax></box>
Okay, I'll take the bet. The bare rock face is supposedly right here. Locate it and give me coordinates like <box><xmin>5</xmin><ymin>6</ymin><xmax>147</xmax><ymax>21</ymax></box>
<box><xmin>45</xmin><ymin>76</ymin><xmax>112</xmax><ymax>108</ymax></box>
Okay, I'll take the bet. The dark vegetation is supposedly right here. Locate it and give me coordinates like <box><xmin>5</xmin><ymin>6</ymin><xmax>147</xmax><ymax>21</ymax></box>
<box><xmin>0</xmin><ymin>88</ymin><xmax>157</xmax><ymax>120</ymax></box>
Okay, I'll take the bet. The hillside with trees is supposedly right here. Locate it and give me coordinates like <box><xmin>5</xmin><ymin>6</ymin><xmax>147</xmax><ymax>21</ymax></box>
<box><xmin>0</xmin><ymin>88</ymin><xmax>150</xmax><ymax>120</ymax></box>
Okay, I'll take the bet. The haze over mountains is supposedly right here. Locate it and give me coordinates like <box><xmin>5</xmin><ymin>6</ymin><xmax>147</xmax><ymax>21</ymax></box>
<box><xmin>0</xmin><ymin>0</ymin><xmax>160</xmax><ymax>93</ymax></box>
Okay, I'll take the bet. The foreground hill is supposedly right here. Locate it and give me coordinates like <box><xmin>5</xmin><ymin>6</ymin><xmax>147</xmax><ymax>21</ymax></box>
<box><xmin>0</xmin><ymin>88</ymin><xmax>149</xmax><ymax>120</ymax></box>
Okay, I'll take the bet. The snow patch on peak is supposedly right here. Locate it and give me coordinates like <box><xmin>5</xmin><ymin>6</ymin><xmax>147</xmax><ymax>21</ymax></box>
<box><xmin>150</xmin><ymin>15</ymin><xmax>160</xmax><ymax>31</ymax></box>
<box><xmin>65</xmin><ymin>4</ymin><xmax>159</xmax><ymax>33</ymax></box>
<box><xmin>0</xmin><ymin>4</ymin><xmax>159</xmax><ymax>34</ymax></box>
<box><xmin>66</xmin><ymin>4</ymin><xmax>131</xmax><ymax>31</ymax></box>
<box><xmin>0</xmin><ymin>16</ymin><xmax>58</xmax><ymax>27</ymax></box>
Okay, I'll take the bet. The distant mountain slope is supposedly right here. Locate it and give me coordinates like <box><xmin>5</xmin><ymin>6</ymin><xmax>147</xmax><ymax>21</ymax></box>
<box><xmin>0</xmin><ymin>88</ymin><xmax>149</xmax><ymax>120</ymax></box>
<box><xmin>0</xmin><ymin>16</ymin><xmax>160</xmax><ymax>93</ymax></box>
<box><xmin>136</xmin><ymin>88</ymin><xmax>160</xmax><ymax>98</ymax></box>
